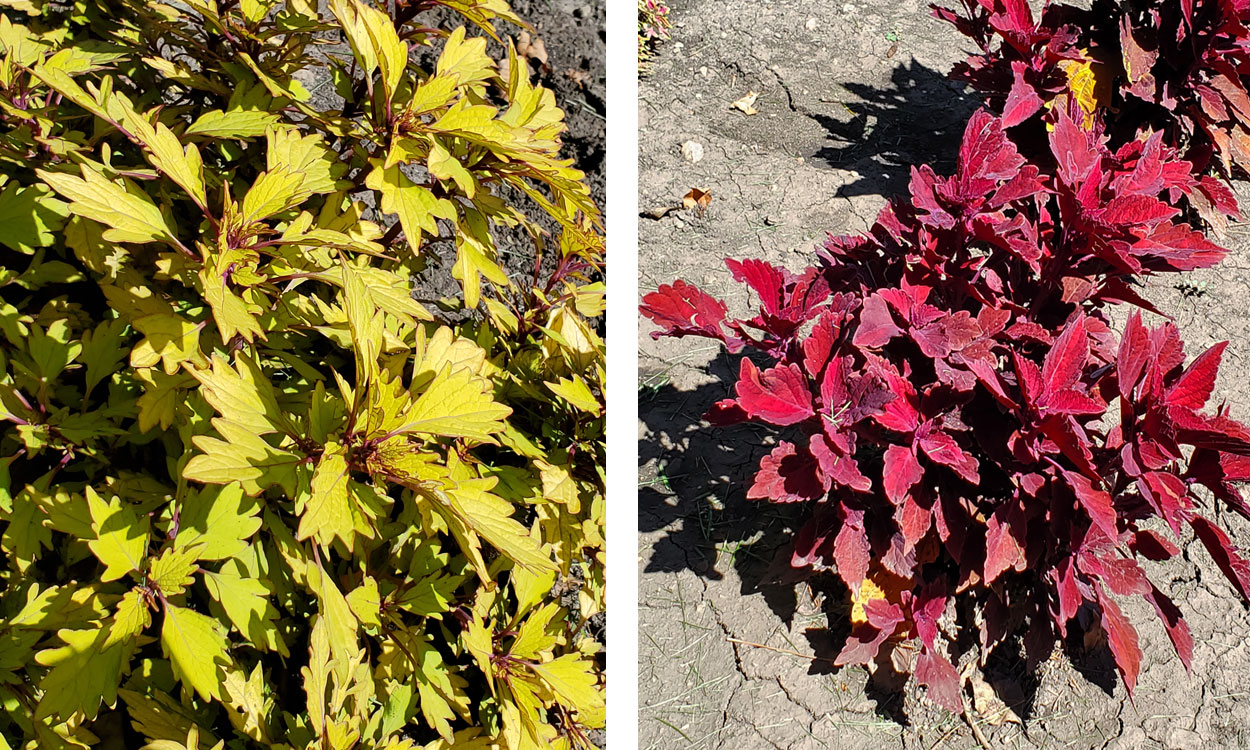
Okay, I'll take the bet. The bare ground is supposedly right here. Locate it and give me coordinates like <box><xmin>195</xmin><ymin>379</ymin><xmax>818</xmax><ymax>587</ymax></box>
<box><xmin>636</xmin><ymin>1</ymin><xmax>1250</xmax><ymax>748</ymax></box>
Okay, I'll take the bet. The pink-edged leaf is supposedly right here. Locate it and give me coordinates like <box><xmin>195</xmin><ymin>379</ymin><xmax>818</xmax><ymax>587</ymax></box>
<box><xmin>1080</xmin><ymin>551</ymin><xmax>1150</xmax><ymax>597</ymax></box>
<box><xmin>918</xmin><ymin>431</ymin><xmax>980</xmax><ymax>483</ymax></box>
<box><xmin>1042</xmin><ymin>313</ymin><xmax>1088</xmax><ymax>396</ymax></box>
<box><xmin>1132</xmin><ymin>223</ymin><xmax>1227</xmax><ymax>271</ymax></box>
<box><xmin>959</xmin><ymin>108</ymin><xmax>1026</xmax><ymax>182</ymax></box>
<box><xmin>802</xmin><ymin>312</ymin><xmax>838</xmax><ymax>378</ymax></box>
<box><xmin>883</xmin><ymin>444</ymin><xmax>924</xmax><ymax>504</ymax></box>
<box><xmin>915</xmin><ymin>648</ymin><xmax>962</xmax><ymax>712</ymax></box>
<box><xmin>912</xmin><ymin>582</ymin><xmax>946</xmax><ymax>650</ymax></box>
<box><xmin>1096</xmin><ymin>585</ymin><xmax>1142</xmax><ymax>695</ymax></box>
<box><xmin>853</xmin><ymin>293</ymin><xmax>902</xmax><ymax>349</ymax></box>
<box><xmin>1144</xmin><ymin>583</ymin><xmax>1193</xmax><ymax>672</ymax></box>
<box><xmin>1165</xmin><ymin>341</ymin><xmax>1227</xmax><ymax>410</ymax></box>
<box><xmin>735</xmin><ymin>359</ymin><xmax>814</xmax><ymax>426</ymax></box>
<box><xmin>747</xmin><ymin>442</ymin><xmax>827</xmax><ymax>503</ymax></box>
<box><xmin>726</xmin><ymin>257</ymin><xmax>785</xmax><ymax>317</ymax></box>
<box><xmin>1012</xmin><ymin>350</ymin><xmax>1045</xmax><ymax>409</ymax></box>
<box><xmin>898</xmin><ymin>493</ymin><xmax>932</xmax><ymax>553</ymax></box>
<box><xmin>810</xmin><ymin>433</ymin><xmax>872</xmax><ymax>493</ymax></box>
<box><xmin>1049</xmin><ymin>106</ymin><xmax>1100</xmax><ymax>187</ymax></box>
<box><xmin>1120</xmin><ymin>15</ymin><xmax>1157</xmax><ymax>93</ymax></box>
<box><xmin>1102</xmin><ymin>194</ymin><xmax>1178</xmax><ymax>227</ymax></box>
<box><xmin>832</xmin><ymin>507</ymin><xmax>870</xmax><ymax>589</ymax></box>
<box><xmin>1002</xmin><ymin>62</ymin><xmax>1043</xmax><ymax>128</ymax></box>
<box><xmin>985</xmin><ymin>501</ymin><xmax>1027</xmax><ymax>585</ymax></box>
<box><xmin>1063</xmin><ymin>470</ymin><xmax>1118</xmax><ymax>541</ymax></box>
<box><xmin>1190</xmin><ymin>514</ymin><xmax>1250</xmax><ymax>603</ymax></box>
<box><xmin>1118</xmin><ymin>310</ymin><xmax>1150</xmax><ymax>399</ymax></box>
<box><xmin>641</xmin><ymin>281</ymin><xmax>741</xmax><ymax>351</ymax></box>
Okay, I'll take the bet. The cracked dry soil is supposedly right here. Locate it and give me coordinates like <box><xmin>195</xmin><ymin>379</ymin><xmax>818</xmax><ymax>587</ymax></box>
<box><xmin>636</xmin><ymin>1</ymin><xmax>1250</xmax><ymax>748</ymax></box>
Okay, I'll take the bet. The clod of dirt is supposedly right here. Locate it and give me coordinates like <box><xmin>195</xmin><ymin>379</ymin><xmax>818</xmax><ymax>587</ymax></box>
<box><xmin>805</xmin><ymin>17</ymin><xmax>819</xmax><ymax>31</ymax></box>
<box><xmin>516</xmin><ymin>30</ymin><xmax>549</xmax><ymax>69</ymax></box>
<box><xmin>681</xmin><ymin>140</ymin><xmax>705</xmax><ymax>163</ymax></box>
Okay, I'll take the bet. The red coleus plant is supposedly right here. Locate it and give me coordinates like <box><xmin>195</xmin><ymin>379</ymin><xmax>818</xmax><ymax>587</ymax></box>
<box><xmin>641</xmin><ymin>109</ymin><xmax>1250</xmax><ymax>710</ymax></box>
<box><xmin>935</xmin><ymin>0</ymin><xmax>1248</xmax><ymax>226</ymax></box>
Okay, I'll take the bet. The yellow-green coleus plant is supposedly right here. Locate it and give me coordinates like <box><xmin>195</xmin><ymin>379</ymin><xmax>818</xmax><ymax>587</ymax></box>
<box><xmin>0</xmin><ymin>0</ymin><xmax>605</xmax><ymax>747</ymax></box>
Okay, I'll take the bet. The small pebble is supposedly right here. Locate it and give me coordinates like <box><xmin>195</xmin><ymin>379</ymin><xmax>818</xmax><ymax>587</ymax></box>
<box><xmin>805</xmin><ymin>18</ymin><xmax>818</xmax><ymax>30</ymax></box>
<box><xmin>681</xmin><ymin>141</ymin><xmax>704</xmax><ymax>163</ymax></box>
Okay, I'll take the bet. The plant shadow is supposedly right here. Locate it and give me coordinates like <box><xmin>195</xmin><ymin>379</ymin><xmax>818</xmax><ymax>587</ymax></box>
<box><xmin>809</xmin><ymin>58</ymin><xmax>980</xmax><ymax>200</ymax></box>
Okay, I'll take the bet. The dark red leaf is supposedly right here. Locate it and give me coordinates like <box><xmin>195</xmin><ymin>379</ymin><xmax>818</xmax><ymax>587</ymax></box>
<box><xmin>1118</xmin><ymin>311</ymin><xmax>1150</xmax><ymax>399</ymax></box>
<box><xmin>833</xmin><ymin>507</ymin><xmax>871</xmax><ymax>588</ymax></box>
<box><xmin>747</xmin><ymin>442</ymin><xmax>827</xmax><ymax>503</ymax></box>
<box><xmin>898</xmin><ymin>493</ymin><xmax>932</xmax><ymax>552</ymax></box>
<box><xmin>1041</xmin><ymin>313</ymin><xmax>1088</xmax><ymax>396</ymax></box>
<box><xmin>810</xmin><ymin>433</ymin><xmax>872</xmax><ymax>493</ymax></box>
<box><xmin>704</xmin><ymin>398</ymin><xmax>749</xmax><ymax>425</ymax></box>
<box><xmin>726</xmin><ymin>258</ymin><xmax>786</xmax><ymax>317</ymax></box>
<box><xmin>1063</xmin><ymin>470</ymin><xmax>1118</xmax><ymax>541</ymax></box>
<box><xmin>853</xmin><ymin>293</ymin><xmax>902</xmax><ymax>349</ymax></box>
<box><xmin>1129</xmin><ymin>529</ymin><xmax>1180</xmax><ymax>561</ymax></box>
<box><xmin>1138</xmin><ymin>471</ymin><xmax>1191</xmax><ymax>535</ymax></box>
<box><xmin>1002</xmin><ymin>61</ymin><xmax>1043</xmax><ymax>128</ymax></box>
<box><xmin>918</xmin><ymin>431</ymin><xmax>981</xmax><ymax>483</ymax></box>
<box><xmin>1190</xmin><ymin>514</ymin><xmax>1250</xmax><ymax>603</ymax></box>
<box><xmin>735</xmin><ymin>359</ymin><xmax>814</xmax><ymax>426</ymax></box>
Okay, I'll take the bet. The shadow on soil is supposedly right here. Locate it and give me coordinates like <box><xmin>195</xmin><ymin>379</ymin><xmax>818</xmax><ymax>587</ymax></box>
<box><xmin>812</xmin><ymin>59</ymin><xmax>979</xmax><ymax>200</ymax></box>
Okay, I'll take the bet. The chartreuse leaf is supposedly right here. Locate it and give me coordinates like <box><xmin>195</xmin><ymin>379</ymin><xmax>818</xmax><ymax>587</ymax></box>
<box><xmin>161</xmin><ymin>603</ymin><xmax>231</xmax><ymax>702</ymax></box>
<box><xmin>37</xmin><ymin>166</ymin><xmax>177</xmax><ymax>246</ymax></box>
<box><xmin>328</xmin><ymin>0</ymin><xmax>406</xmax><ymax>103</ymax></box>
<box><xmin>85</xmin><ymin>486</ymin><xmax>148</xmax><ymax>582</ymax></box>
<box><xmin>394</xmin><ymin>363</ymin><xmax>511</xmax><ymax>441</ymax></box>
<box><xmin>185</xmin><ymin>108</ymin><xmax>280</xmax><ymax>139</ymax></box>
<box><xmin>365</xmin><ymin>162</ymin><xmax>456</xmax><ymax>250</ymax></box>
<box><xmin>34</xmin><ymin>627</ymin><xmax>133</xmax><ymax>721</ymax></box>
<box><xmin>425</xmin><ymin>477</ymin><xmax>554</xmax><ymax>576</ymax></box>
<box><xmin>173</xmin><ymin>483</ymin><xmax>262</xmax><ymax>561</ymax></box>
<box><xmin>297</xmin><ymin>441</ymin><xmax>375</xmax><ymax>551</ymax></box>
<box><xmin>0</xmin><ymin>181</ymin><xmax>67</xmax><ymax>253</ymax></box>
<box><xmin>203</xmin><ymin>559</ymin><xmax>286</xmax><ymax>655</ymax></box>
<box><xmin>528</xmin><ymin>654</ymin><xmax>604</xmax><ymax>719</ymax></box>
<box><xmin>148</xmin><ymin>545</ymin><xmax>200</xmax><ymax>598</ymax></box>
<box><xmin>452</xmin><ymin>211</ymin><xmax>510</xmax><ymax>309</ymax></box>
<box><xmin>191</xmin><ymin>353</ymin><xmax>285</xmax><ymax>436</ymax></box>
<box><xmin>104</xmin><ymin>589</ymin><xmax>152</xmax><ymax>649</ymax></box>
<box><xmin>183</xmin><ymin>420</ymin><xmax>300</xmax><ymax>496</ymax></box>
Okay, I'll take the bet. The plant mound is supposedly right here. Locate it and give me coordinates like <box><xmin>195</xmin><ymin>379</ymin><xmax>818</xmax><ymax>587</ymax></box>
<box><xmin>643</xmin><ymin>0</ymin><xmax>1250</xmax><ymax>714</ymax></box>
<box><xmin>0</xmin><ymin>0</ymin><xmax>604</xmax><ymax>748</ymax></box>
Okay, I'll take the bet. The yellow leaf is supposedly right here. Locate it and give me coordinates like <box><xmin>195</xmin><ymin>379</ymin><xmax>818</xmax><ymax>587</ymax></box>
<box><xmin>266</xmin><ymin>127</ymin><xmax>346</xmax><ymax>194</ymax></box>
<box><xmin>535</xmin><ymin>459</ymin><xmax>580</xmax><ymax>511</ymax></box>
<box><xmin>130</xmin><ymin>313</ymin><xmax>204</xmax><ymax>375</ymax></box>
<box><xmin>345</xmin><ymin>576</ymin><xmax>382</xmax><ymax>628</ymax></box>
<box><xmin>191</xmin><ymin>353</ymin><xmax>284</xmax><ymax>436</ymax></box>
<box><xmin>436</xmin><ymin>26</ymin><xmax>495</xmax><ymax>90</ymax></box>
<box><xmin>528</xmin><ymin>654</ymin><xmax>604</xmax><ymax>718</ymax></box>
<box><xmin>148</xmin><ymin>545</ymin><xmax>200</xmax><ymax>598</ymax></box>
<box><xmin>309</xmin><ymin>562</ymin><xmax>359</xmax><ymax>669</ymax></box>
<box><xmin>452</xmin><ymin>221</ymin><xmax>509</xmax><ymax>309</ymax></box>
<box><xmin>185</xmin><ymin>108</ymin><xmax>280</xmax><ymax>139</ymax></box>
<box><xmin>427</xmin><ymin>140</ymin><xmax>476</xmax><ymax>197</ymax></box>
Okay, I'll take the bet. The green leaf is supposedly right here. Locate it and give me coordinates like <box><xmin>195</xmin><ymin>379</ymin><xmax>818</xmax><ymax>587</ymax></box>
<box><xmin>86</xmin><ymin>487</ymin><xmax>148</xmax><ymax>583</ymax></box>
<box><xmin>161</xmin><ymin>603</ymin><xmax>231</xmax><ymax>702</ymax></box>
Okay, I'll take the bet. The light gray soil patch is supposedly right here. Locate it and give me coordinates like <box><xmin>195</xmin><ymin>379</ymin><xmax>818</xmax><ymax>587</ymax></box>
<box><xmin>637</xmin><ymin>2</ymin><xmax>1250</xmax><ymax>748</ymax></box>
